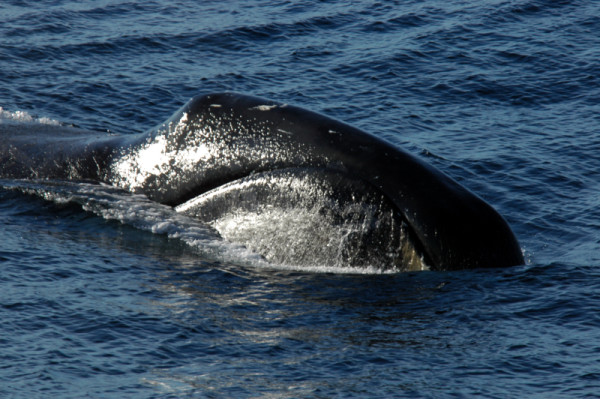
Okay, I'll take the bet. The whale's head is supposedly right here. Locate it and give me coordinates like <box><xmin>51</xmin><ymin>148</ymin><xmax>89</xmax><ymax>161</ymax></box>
<box><xmin>110</xmin><ymin>93</ymin><xmax>524</xmax><ymax>271</ymax></box>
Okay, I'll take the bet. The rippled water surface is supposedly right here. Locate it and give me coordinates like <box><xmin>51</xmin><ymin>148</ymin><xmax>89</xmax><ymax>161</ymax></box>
<box><xmin>1</xmin><ymin>0</ymin><xmax>600</xmax><ymax>397</ymax></box>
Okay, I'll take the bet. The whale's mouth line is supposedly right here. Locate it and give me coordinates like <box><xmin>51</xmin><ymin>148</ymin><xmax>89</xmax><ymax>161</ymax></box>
<box><xmin>173</xmin><ymin>166</ymin><xmax>432</xmax><ymax>271</ymax></box>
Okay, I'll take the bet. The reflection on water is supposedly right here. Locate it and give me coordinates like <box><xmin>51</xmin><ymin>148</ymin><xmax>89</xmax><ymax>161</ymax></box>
<box><xmin>3</xmin><ymin>185</ymin><xmax>598</xmax><ymax>398</ymax></box>
<box><xmin>145</xmin><ymin>256</ymin><xmax>449</xmax><ymax>395</ymax></box>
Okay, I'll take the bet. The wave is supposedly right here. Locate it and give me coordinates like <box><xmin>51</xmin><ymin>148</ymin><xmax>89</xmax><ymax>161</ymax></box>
<box><xmin>0</xmin><ymin>178</ymin><xmax>399</xmax><ymax>275</ymax></box>
<box><xmin>0</xmin><ymin>108</ymin><xmax>61</xmax><ymax>125</ymax></box>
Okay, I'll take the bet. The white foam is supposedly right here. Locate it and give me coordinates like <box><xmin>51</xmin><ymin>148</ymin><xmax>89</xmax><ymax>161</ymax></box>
<box><xmin>0</xmin><ymin>107</ymin><xmax>61</xmax><ymax>125</ymax></box>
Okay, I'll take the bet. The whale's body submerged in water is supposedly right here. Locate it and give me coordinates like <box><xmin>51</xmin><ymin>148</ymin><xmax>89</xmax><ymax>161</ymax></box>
<box><xmin>0</xmin><ymin>93</ymin><xmax>523</xmax><ymax>271</ymax></box>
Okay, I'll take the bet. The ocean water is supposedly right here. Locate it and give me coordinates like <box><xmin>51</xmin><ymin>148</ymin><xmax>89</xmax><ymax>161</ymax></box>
<box><xmin>1</xmin><ymin>0</ymin><xmax>600</xmax><ymax>397</ymax></box>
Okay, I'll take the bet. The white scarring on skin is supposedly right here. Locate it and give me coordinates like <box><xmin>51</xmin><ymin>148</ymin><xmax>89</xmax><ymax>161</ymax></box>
<box><xmin>250</xmin><ymin>104</ymin><xmax>278</xmax><ymax>111</ymax></box>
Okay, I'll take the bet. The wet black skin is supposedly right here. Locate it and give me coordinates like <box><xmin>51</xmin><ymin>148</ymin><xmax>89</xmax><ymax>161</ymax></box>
<box><xmin>0</xmin><ymin>93</ymin><xmax>524</xmax><ymax>270</ymax></box>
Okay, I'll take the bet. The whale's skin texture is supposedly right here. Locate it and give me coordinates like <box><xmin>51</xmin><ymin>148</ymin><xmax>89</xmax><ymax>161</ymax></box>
<box><xmin>0</xmin><ymin>93</ymin><xmax>524</xmax><ymax>270</ymax></box>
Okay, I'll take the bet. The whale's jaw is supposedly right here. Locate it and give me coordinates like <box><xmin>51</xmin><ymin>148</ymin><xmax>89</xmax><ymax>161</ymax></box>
<box><xmin>175</xmin><ymin>167</ymin><xmax>429</xmax><ymax>271</ymax></box>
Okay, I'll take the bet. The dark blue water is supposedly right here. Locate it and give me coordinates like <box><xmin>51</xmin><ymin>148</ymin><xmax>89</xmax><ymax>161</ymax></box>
<box><xmin>1</xmin><ymin>0</ymin><xmax>600</xmax><ymax>397</ymax></box>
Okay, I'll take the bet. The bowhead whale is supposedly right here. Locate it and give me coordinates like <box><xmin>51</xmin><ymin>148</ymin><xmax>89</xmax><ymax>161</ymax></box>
<box><xmin>0</xmin><ymin>93</ymin><xmax>523</xmax><ymax>271</ymax></box>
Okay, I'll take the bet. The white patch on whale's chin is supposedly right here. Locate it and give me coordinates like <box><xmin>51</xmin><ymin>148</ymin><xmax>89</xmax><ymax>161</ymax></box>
<box><xmin>210</xmin><ymin>205</ymin><xmax>428</xmax><ymax>273</ymax></box>
<box><xmin>176</xmin><ymin>168</ymin><xmax>429</xmax><ymax>272</ymax></box>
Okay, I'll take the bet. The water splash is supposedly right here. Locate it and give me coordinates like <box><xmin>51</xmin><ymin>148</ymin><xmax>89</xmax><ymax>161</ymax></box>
<box><xmin>0</xmin><ymin>107</ymin><xmax>61</xmax><ymax>126</ymax></box>
<box><xmin>1</xmin><ymin>179</ymin><xmax>415</xmax><ymax>274</ymax></box>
